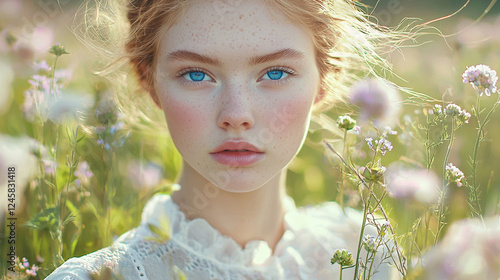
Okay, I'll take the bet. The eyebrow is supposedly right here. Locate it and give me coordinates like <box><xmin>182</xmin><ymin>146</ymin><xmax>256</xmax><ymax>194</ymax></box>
<box><xmin>165</xmin><ymin>48</ymin><xmax>305</xmax><ymax>66</ymax></box>
<box><xmin>249</xmin><ymin>48</ymin><xmax>305</xmax><ymax>65</ymax></box>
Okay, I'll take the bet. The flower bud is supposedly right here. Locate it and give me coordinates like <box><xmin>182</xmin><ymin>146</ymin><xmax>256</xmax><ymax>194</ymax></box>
<box><xmin>445</xmin><ymin>104</ymin><xmax>462</xmax><ymax>117</ymax></box>
<box><xmin>49</xmin><ymin>44</ymin><xmax>69</xmax><ymax>57</ymax></box>
<box><xmin>362</xmin><ymin>234</ymin><xmax>376</xmax><ymax>253</ymax></box>
<box><xmin>458</xmin><ymin>110</ymin><xmax>471</xmax><ymax>124</ymax></box>
<box><xmin>331</xmin><ymin>249</ymin><xmax>354</xmax><ymax>266</ymax></box>
<box><xmin>337</xmin><ymin>115</ymin><xmax>357</xmax><ymax>131</ymax></box>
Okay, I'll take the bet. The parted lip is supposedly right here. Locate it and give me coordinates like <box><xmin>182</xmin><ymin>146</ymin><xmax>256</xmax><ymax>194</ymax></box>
<box><xmin>210</xmin><ymin>140</ymin><xmax>264</xmax><ymax>154</ymax></box>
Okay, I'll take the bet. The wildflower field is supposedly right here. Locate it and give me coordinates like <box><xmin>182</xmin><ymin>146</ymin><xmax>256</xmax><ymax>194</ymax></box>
<box><xmin>1</xmin><ymin>0</ymin><xmax>500</xmax><ymax>279</ymax></box>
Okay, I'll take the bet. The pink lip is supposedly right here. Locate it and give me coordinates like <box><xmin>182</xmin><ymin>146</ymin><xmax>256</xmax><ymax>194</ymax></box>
<box><xmin>210</xmin><ymin>140</ymin><xmax>265</xmax><ymax>166</ymax></box>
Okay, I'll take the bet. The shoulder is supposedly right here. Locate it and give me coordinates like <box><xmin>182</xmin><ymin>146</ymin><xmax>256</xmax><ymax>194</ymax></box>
<box><xmin>292</xmin><ymin>201</ymin><xmax>364</xmax><ymax>244</ymax></box>
<box><xmin>46</xmin><ymin>194</ymin><xmax>174</xmax><ymax>280</ymax></box>
<box><xmin>45</xmin><ymin>243</ymin><xmax>132</xmax><ymax>280</ymax></box>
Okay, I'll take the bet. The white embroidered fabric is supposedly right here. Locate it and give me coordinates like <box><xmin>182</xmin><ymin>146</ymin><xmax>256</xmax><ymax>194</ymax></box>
<box><xmin>46</xmin><ymin>194</ymin><xmax>401</xmax><ymax>280</ymax></box>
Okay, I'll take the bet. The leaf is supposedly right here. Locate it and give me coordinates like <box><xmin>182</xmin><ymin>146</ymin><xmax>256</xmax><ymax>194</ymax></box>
<box><xmin>172</xmin><ymin>265</ymin><xmax>187</xmax><ymax>280</ymax></box>
<box><xmin>77</xmin><ymin>134</ymin><xmax>86</xmax><ymax>143</ymax></box>
<box><xmin>62</xmin><ymin>212</ymin><xmax>76</xmax><ymax>226</ymax></box>
<box><xmin>24</xmin><ymin>207</ymin><xmax>60</xmax><ymax>232</ymax></box>
<box><xmin>85</xmin><ymin>201</ymin><xmax>100</xmax><ymax>219</ymax></box>
<box><xmin>66</xmin><ymin>125</ymin><xmax>73</xmax><ymax>142</ymax></box>
<box><xmin>65</xmin><ymin>200</ymin><xmax>80</xmax><ymax>217</ymax></box>
<box><xmin>43</xmin><ymin>178</ymin><xmax>57</xmax><ymax>190</ymax></box>
<box><xmin>70</xmin><ymin>231</ymin><xmax>82</xmax><ymax>256</ymax></box>
<box><xmin>146</xmin><ymin>211</ymin><xmax>171</xmax><ymax>243</ymax></box>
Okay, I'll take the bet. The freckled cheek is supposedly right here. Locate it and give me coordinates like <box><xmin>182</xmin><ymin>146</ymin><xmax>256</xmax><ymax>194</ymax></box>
<box><xmin>161</xmin><ymin>97</ymin><xmax>209</xmax><ymax>145</ymax></box>
<box><xmin>267</xmin><ymin>96</ymin><xmax>314</xmax><ymax>148</ymax></box>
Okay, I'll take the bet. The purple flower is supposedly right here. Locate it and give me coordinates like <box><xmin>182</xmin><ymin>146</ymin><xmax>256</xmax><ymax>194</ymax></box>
<box><xmin>366</xmin><ymin>137</ymin><xmax>374</xmax><ymax>151</ymax></box>
<box><xmin>366</xmin><ymin>136</ymin><xmax>393</xmax><ymax>156</ymax></box>
<box><xmin>110</xmin><ymin>122</ymin><xmax>124</xmax><ymax>135</ymax></box>
<box><xmin>127</xmin><ymin>160</ymin><xmax>163</xmax><ymax>189</ymax></box>
<box><xmin>378</xmin><ymin>138</ymin><xmax>393</xmax><ymax>156</ymax></box>
<box><xmin>385</xmin><ymin>164</ymin><xmax>440</xmax><ymax>203</ymax></box>
<box><xmin>350</xmin><ymin>78</ymin><xmax>401</xmax><ymax>128</ymax></box>
<box><xmin>42</xmin><ymin>159</ymin><xmax>58</xmax><ymax>176</ymax></box>
<box><xmin>32</xmin><ymin>60</ymin><xmax>51</xmax><ymax>73</ymax></box>
<box><xmin>74</xmin><ymin>161</ymin><xmax>93</xmax><ymax>186</ymax></box>
<box><xmin>462</xmin><ymin>64</ymin><xmax>498</xmax><ymax>96</ymax></box>
<box><xmin>22</xmin><ymin>62</ymin><xmax>70</xmax><ymax>122</ymax></box>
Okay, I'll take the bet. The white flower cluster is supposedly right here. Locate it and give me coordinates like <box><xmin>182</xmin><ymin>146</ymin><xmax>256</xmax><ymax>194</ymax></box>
<box><xmin>446</xmin><ymin>163</ymin><xmax>465</xmax><ymax>187</ymax></box>
<box><xmin>462</xmin><ymin>64</ymin><xmax>498</xmax><ymax>96</ymax></box>
<box><xmin>433</xmin><ymin>104</ymin><xmax>471</xmax><ymax>124</ymax></box>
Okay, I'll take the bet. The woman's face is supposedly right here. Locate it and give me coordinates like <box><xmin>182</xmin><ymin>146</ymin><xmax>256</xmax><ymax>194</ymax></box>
<box><xmin>154</xmin><ymin>0</ymin><xmax>321</xmax><ymax>192</ymax></box>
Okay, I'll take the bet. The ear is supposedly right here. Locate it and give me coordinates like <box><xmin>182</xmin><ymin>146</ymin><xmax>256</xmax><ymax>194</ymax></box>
<box><xmin>148</xmin><ymin>87</ymin><xmax>162</xmax><ymax>109</ymax></box>
<box><xmin>314</xmin><ymin>86</ymin><xmax>326</xmax><ymax>105</ymax></box>
<box><xmin>138</xmin><ymin>62</ymin><xmax>162</xmax><ymax>108</ymax></box>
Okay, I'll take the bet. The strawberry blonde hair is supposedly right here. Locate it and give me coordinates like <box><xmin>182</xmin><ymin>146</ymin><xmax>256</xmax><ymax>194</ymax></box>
<box><xmin>80</xmin><ymin>0</ymin><xmax>401</xmax><ymax>120</ymax></box>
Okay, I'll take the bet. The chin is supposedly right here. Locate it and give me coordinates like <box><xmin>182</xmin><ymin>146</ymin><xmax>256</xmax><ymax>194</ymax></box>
<box><xmin>205</xmin><ymin>169</ymin><xmax>276</xmax><ymax>194</ymax></box>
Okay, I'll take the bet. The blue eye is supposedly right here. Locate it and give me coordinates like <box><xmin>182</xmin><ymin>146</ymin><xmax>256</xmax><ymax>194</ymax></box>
<box><xmin>265</xmin><ymin>70</ymin><xmax>288</xmax><ymax>80</ymax></box>
<box><xmin>182</xmin><ymin>71</ymin><xmax>212</xmax><ymax>82</ymax></box>
<box><xmin>262</xmin><ymin>67</ymin><xmax>295</xmax><ymax>81</ymax></box>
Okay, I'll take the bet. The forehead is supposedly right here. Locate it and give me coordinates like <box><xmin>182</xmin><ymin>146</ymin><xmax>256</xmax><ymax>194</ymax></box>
<box><xmin>158</xmin><ymin>0</ymin><xmax>315</xmax><ymax>61</ymax></box>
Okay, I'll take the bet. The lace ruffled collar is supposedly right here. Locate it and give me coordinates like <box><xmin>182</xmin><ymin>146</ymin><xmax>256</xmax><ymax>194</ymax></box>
<box><xmin>139</xmin><ymin>186</ymin><xmax>311</xmax><ymax>268</ymax></box>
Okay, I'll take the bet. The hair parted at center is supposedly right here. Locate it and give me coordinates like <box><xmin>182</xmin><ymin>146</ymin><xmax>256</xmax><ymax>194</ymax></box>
<box><xmin>79</xmin><ymin>0</ymin><xmax>407</xmax><ymax>119</ymax></box>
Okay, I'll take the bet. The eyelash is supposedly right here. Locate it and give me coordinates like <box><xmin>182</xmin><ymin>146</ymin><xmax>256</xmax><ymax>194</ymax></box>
<box><xmin>260</xmin><ymin>66</ymin><xmax>297</xmax><ymax>86</ymax></box>
<box><xmin>175</xmin><ymin>66</ymin><xmax>297</xmax><ymax>86</ymax></box>
<box><xmin>176</xmin><ymin>67</ymin><xmax>213</xmax><ymax>86</ymax></box>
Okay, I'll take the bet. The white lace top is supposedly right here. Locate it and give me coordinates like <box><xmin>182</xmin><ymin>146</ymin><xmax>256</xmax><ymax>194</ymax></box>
<box><xmin>46</xmin><ymin>194</ymin><xmax>400</xmax><ymax>279</ymax></box>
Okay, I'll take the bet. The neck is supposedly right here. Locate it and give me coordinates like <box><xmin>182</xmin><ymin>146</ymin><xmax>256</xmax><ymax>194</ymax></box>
<box><xmin>172</xmin><ymin>164</ymin><xmax>287</xmax><ymax>252</ymax></box>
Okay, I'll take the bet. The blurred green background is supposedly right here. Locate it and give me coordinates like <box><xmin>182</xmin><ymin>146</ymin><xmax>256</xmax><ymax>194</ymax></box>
<box><xmin>0</xmin><ymin>0</ymin><xmax>499</xmax><ymax>278</ymax></box>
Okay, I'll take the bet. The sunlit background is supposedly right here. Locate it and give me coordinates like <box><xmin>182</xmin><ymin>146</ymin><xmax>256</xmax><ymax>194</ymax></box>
<box><xmin>1</xmin><ymin>0</ymin><xmax>499</xmax><ymax>278</ymax></box>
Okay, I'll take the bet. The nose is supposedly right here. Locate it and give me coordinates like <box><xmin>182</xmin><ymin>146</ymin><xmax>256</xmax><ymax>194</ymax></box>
<box><xmin>217</xmin><ymin>84</ymin><xmax>255</xmax><ymax>131</ymax></box>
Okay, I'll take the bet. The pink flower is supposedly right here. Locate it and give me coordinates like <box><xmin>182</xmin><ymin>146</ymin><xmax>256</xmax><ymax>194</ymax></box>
<box><xmin>74</xmin><ymin>161</ymin><xmax>93</xmax><ymax>186</ymax></box>
<box><xmin>127</xmin><ymin>160</ymin><xmax>163</xmax><ymax>189</ymax></box>
<box><xmin>385</xmin><ymin>164</ymin><xmax>440</xmax><ymax>204</ymax></box>
<box><xmin>350</xmin><ymin>78</ymin><xmax>401</xmax><ymax>128</ymax></box>
<box><xmin>0</xmin><ymin>58</ymin><xmax>14</xmax><ymax>114</ymax></box>
<box><xmin>421</xmin><ymin>217</ymin><xmax>500</xmax><ymax>279</ymax></box>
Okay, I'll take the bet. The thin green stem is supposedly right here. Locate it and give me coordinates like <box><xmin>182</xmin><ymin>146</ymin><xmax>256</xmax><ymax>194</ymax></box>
<box><xmin>470</xmin><ymin>96</ymin><xmax>500</xmax><ymax>217</ymax></box>
<box><xmin>367</xmin><ymin>239</ymin><xmax>381</xmax><ymax>279</ymax></box>
<box><xmin>363</xmin><ymin>249</ymin><xmax>370</xmax><ymax>280</ymax></box>
<box><xmin>435</xmin><ymin>119</ymin><xmax>456</xmax><ymax>246</ymax></box>
<box><xmin>470</xmin><ymin>95</ymin><xmax>482</xmax><ymax>216</ymax></box>
<box><xmin>424</xmin><ymin>211</ymin><xmax>430</xmax><ymax>248</ymax></box>
<box><xmin>50</xmin><ymin>56</ymin><xmax>59</xmax><ymax>94</ymax></box>
<box><xmin>340</xmin><ymin>129</ymin><xmax>348</xmax><ymax>210</ymax></box>
<box><xmin>354</xmin><ymin>188</ymin><xmax>371</xmax><ymax>280</ymax></box>
<box><xmin>324</xmin><ymin>141</ymin><xmax>406</xmax><ymax>276</ymax></box>
<box><xmin>425</xmin><ymin>114</ymin><xmax>433</xmax><ymax>170</ymax></box>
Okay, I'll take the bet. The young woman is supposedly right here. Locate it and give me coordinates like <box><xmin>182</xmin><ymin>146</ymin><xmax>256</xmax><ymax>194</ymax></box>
<box><xmin>47</xmin><ymin>0</ymin><xmax>400</xmax><ymax>279</ymax></box>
